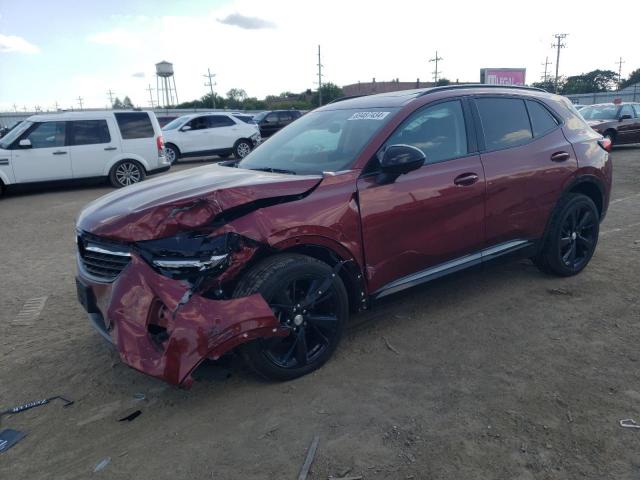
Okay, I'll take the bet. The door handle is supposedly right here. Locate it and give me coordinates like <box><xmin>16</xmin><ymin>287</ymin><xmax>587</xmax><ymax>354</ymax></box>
<box><xmin>454</xmin><ymin>173</ymin><xmax>479</xmax><ymax>186</ymax></box>
<box><xmin>104</xmin><ymin>146</ymin><xmax>117</xmax><ymax>151</ymax></box>
<box><xmin>52</xmin><ymin>151</ymin><xmax>67</xmax><ymax>155</ymax></box>
<box><xmin>550</xmin><ymin>151</ymin><xmax>570</xmax><ymax>162</ymax></box>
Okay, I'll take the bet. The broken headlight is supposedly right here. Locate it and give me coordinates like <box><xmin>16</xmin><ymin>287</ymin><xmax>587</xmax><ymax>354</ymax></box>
<box><xmin>136</xmin><ymin>233</ymin><xmax>238</xmax><ymax>280</ymax></box>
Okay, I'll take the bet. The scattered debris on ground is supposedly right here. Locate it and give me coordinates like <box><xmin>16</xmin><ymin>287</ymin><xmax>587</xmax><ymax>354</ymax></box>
<box><xmin>297</xmin><ymin>434</ymin><xmax>320</xmax><ymax>480</ymax></box>
<box><xmin>0</xmin><ymin>429</ymin><xmax>26</xmax><ymax>453</ymax></box>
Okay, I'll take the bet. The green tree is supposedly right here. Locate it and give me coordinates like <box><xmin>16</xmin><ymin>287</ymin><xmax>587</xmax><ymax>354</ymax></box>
<box><xmin>436</xmin><ymin>78</ymin><xmax>451</xmax><ymax>86</ymax></box>
<box><xmin>530</xmin><ymin>79</ymin><xmax>558</xmax><ymax>92</ymax></box>
<box><xmin>112</xmin><ymin>97</ymin><xmax>124</xmax><ymax>109</ymax></box>
<box><xmin>122</xmin><ymin>96</ymin><xmax>134</xmax><ymax>109</ymax></box>
<box><xmin>312</xmin><ymin>82</ymin><xmax>343</xmax><ymax>106</ymax></box>
<box><xmin>226</xmin><ymin>88</ymin><xmax>248</xmax><ymax>109</ymax></box>
<box><xmin>561</xmin><ymin>70</ymin><xmax>617</xmax><ymax>94</ymax></box>
<box><xmin>620</xmin><ymin>68</ymin><xmax>640</xmax><ymax>89</ymax></box>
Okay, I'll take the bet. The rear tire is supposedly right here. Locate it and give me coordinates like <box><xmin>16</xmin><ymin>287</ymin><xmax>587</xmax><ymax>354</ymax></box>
<box><xmin>109</xmin><ymin>160</ymin><xmax>146</xmax><ymax>188</ymax></box>
<box><xmin>234</xmin><ymin>254</ymin><xmax>348</xmax><ymax>381</ymax></box>
<box><xmin>233</xmin><ymin>139</ymin><xmax>252</xmax><ymax>159</ymax></box>
<box><xmin>165</xmin><ymin>144</ymin><xmax>180</xmax><ymax>164</ymax></box>
<box><xmin>533</xmin><ymin>193</ymin><xmax>599</xmax><ymax>276</ymax></box>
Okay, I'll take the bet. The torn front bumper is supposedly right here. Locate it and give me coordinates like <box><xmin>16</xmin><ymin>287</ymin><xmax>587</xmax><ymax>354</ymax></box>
<box><xmin>77</xmin><ymin>254</ymin><xmax>287</xmax><ymax>387</ymax></box>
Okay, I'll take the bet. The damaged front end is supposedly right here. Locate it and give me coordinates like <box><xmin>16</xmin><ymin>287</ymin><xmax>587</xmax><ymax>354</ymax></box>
<box><xmin>77</xmin><ymin>231</ymin><xmax>287</xmax><ymax>387</ymax></box>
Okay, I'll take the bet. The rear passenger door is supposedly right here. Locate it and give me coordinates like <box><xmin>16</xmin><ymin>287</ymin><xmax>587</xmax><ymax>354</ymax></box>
<box><xmin>206</xmin><ymin>115</ymin><xmax>239</xmax><ymax>149</ymax></box>
<box><xmin>68</xmin><ymin>119</ymin><xmax>118</xmax><ymax>178</ymax></box>
<box><xmin>473</xmin><ymin>96</ymin><xmax>577</xmax><ymax>248</ymax></box>
<box><xmin>114</xmin><ymin>112</ymin><xmax>156</xmax><ymax>162</ymax></box>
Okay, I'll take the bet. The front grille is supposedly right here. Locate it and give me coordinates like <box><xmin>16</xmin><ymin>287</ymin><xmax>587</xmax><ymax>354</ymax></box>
<box><xmin>78</xmin><ymin>233</ymin><xmax>131</xmax><ymax>282</ymax></box>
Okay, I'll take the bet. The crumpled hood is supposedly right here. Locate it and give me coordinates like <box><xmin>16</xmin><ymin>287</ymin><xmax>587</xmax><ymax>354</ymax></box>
<box><xmin>77</xmin><ymin>164</ymin><xmax>322</xmax><ymax>241</ymax></box>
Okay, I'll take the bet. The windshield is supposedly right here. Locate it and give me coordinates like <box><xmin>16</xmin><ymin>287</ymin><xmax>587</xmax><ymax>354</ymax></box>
<box><xmin>253</xmin><ymin>111</ymin><xmax>268</xmax><ymax>122</ymax></box>
<box><xmin>237</xmin><ymin>107</ymin><xmax>398</xmax><ymax>175</ymax></box>
<box><xmin>162</xmin><ymin>116</ymin><xmax>189</xmax><ymax>130</ymax></box>
<box><xmin>580</xmin><ymin>105</ymin><xmax>619</xmax><ymax>120</ymax></box>
<box><xmin>0</xmin><ymin>120</ymin><xmax>31</xmax><ymax>149</ymax></box>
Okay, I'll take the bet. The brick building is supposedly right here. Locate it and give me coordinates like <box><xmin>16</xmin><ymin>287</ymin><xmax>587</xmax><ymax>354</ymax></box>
<box><xmin>342</xmin><ymin>78</ymin><xmax>435</xmax><ymax>96</ymax></box>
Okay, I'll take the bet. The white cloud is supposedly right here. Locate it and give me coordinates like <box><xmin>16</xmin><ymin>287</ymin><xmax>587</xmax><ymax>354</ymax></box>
<box><xmin>217</xmin><ymin>13</ymin><xmax>275</xmax><ymax>29</ymax></box>
<box><xmin>0</xmin><ymin>34</ymin><xmax>40</xmax><ymax>54</ymax></box>
<box><xmin>131</xmin><ymin>72</ymin><xmax>145</xmax><ymax>78</ymax></box>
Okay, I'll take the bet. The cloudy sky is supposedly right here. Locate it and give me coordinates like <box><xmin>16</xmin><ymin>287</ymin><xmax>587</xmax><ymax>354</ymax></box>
<box><xmin>0</xmin><ymin>0</ymin><xmax>638</xmax><ymax>111</ymax></box>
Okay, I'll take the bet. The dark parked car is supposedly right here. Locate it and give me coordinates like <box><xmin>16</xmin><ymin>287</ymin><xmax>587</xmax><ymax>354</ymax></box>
<box><xmin>580</xmin><ymin>102</ymin><xmax>640</xmax><ymax>145</ymax></box>
<box><xmin>75</xmin><ymin>85</ymin><xmax>612</xmax><ymax>387</ymax></box>
<box><xmin>253</xmin><ymin>109</ymin><xmax>302</xmax><ymax>137</ymax></box>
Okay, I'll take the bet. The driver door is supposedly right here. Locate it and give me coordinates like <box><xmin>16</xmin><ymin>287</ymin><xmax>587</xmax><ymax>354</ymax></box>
<box><xmin>12</xmin><ymin>121</ymin><xmax>72</xmax><ymax>182</ymax></box>
<box><xmin>179</xmin><ymin>116</ymin><xmax>209</xmax><ymax>153</ymax></box>
<box><xmin>357</xmin><ymin>99</ymin><xmax>486</xmax><ymax>295</ymax></box>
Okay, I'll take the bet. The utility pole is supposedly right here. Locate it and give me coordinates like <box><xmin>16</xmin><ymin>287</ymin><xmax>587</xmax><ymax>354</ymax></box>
<box><xmin>12</xmin><ymin>104</ymin><xmax>17</xmax><ymax>113</ymax></box>
<box><xmin>429</xmin><ymin>50</ymin><xmax>443</xmax><ymax>84</ymax></box>
<box><xmin>146</xmin><ymin>84</ymin><xmax>155</xmax><ymax>108</ymax></box>
<box><xmin>203</xmin><ymin>68</ymin><xmax>217</xmax><ymax>109</ymax></box>
<box><xmin>106</xmin><ymin>89</ymin><xmax>115</xmax><ymax>108</ymax></box>
<box><xmin>317</xmin><ymin>45</ymin><xmax>323</xmax><ymax>107</ymax></box>
<box><xmin>541</xmin><ymin>56</ymin><xmax>552</xmax><ymax>82</ymax></box>
<box><xmin>77</xmin><ymin>96</ymin><xmax>84</xmax><ymax>110</ymax></box>
<box><xmin>552</xmin><ymin>33</ymin><xmax>567</xmax><ymax>93</ymax></box>
<box><xmin>616</xmin><ymin>57</ymin><xmax>625</xmax><ymax>89</ymax></box>
<box><xmin>54</xmin><ymin>101</ymin><xmax>59</xmax><ymax>111</ymax></box>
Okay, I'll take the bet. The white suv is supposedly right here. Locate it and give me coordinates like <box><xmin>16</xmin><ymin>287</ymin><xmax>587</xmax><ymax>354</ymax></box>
<box><xmin>0</xmin><ymin>110</ymin><xmax>169</xmax><ymax>193</ymax></box>
<box><xmin>162</xmin><ymin>112</ymin><xmax>260</xmax><ymax>163</ymax></box>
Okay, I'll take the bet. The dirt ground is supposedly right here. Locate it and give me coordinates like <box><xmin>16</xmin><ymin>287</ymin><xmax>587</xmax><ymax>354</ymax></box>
<box><xmin>1</xmin><ymin>149</ymin><xmax>640</xmax><ymax>480</ymax></box>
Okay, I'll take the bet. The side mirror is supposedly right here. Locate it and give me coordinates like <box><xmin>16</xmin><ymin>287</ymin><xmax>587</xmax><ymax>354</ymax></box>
<box><xmin>376</xmin><ymin>144</ymin><xmax>425</xmax><ymax>184</ymax></box>
<box><xmin>180</xmin><ymin>125</ymin><xmax>192</xmax><ymax>132</ymax></box>
<box><xmin>619</xmin><ymin>114</ymin><xmax>632</xmax><ymax>121</ymax></box>
<box><xmin>18</xmin><ymin>139</ymin><xmax>32</xmax><ymax>148</ymax></box>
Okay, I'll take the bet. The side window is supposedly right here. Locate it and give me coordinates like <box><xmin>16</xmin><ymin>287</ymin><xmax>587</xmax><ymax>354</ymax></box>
<box><xmin>69</xmin><ymin>120</ymin><xmax>111</xmax><ymax>146</ymax></box>
<box><xmin>476</xmin><ymin>98</ymin><xmax>533</xmax><ymax>150</ymax></box>
<box><xmin>187</xmin><ymin>116</ymin><xmax>208</xmax><ymax>130</ymax></box>
<box><xmin>386</xmin><ymin>100</ymin><xmax>468</xmax><ymax>163</ymax></box>
<box><xmin>115</xmin><ymin>112</ymin><xmax>154</xmax><ymax>139</ymax></box>
<box><xmin>265</xmin><ymin>113</ymin><xmax>278</xmax><ymax>124</ymax></box>
<box><xmin>207</xmin><ymin>115</ymin><xmax>236</xmax><ymax>128</ymax></box>
<box><xmin>620</xmin><ymin>105</ymin><xmax>634</xmax><ymax>118</ymax></box>
<box><xmin>634</xmin><ymin>105</ymin><xmax>640</xmax><ymax>118</ymax></box>
<box><xmin>279</xmin><ymin>112</ymin><xmax>293</xmax><ymax>123</ymax></box>
<box><xmin>526</xmin><ymin>100</ymin><xmax>558</xmax><ymax>137</ymax></box>
<box><xmin>23</xmin><ymin>121</ymin><xmax>66</xmax><ymax>149</ymax></box>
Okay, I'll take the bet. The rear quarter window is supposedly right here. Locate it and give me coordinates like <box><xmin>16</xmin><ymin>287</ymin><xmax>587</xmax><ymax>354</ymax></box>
<box><xmin>114</xmin><ymin>112</ymin><xmax>154</xmax><ymax>139</ymax></box>
<box><xmin>526</xmin><ymin>100</ymin><xmax>559</xmax><ymax>137</ymax></box>
<box><xmin>476</xmin><ymin>97</ymin><xmax>533</xmax><ymax>150</ymax></box>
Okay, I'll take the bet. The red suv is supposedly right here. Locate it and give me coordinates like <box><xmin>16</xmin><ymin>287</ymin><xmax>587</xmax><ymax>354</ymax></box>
<box><xmin>75</xmin><ymin>86</ymin><xmax>612</xmax><ymax>387</ymax></box>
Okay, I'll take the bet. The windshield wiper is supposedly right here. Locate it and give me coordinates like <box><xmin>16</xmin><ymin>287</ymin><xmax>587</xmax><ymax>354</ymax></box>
<box><xmin>248</xmin><ymin>167</ymin><xmax>297</xmax><ymax>175</ymax></box>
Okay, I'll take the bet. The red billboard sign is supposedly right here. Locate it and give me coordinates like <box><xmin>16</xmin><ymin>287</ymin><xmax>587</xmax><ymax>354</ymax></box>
<box><xmin>480</xmin><ymin>68</ymin><xmax>526</xmax><ymax>86</ymax></box>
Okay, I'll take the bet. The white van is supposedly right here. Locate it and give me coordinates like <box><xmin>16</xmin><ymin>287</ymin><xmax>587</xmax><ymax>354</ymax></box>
<box><xmin>0</xmin><ymin>110</ymin><xmax>170</xmax><ymax>193</ymax></box>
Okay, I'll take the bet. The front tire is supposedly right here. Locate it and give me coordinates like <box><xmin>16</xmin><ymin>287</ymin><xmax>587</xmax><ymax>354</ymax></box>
<box><xmin>233</xmin><ymin>139</ymin><xmax>252</xmax><ymax>159</ymax></box>
<box><xmin>234</xmin><ymin>254</ymin><xmax>348</xmax><ymax>381</ymax></box>
<box><xmin>533</xmin><ymin>193</ymin><xmax>599</xmax><ymax>276</ymax></box>
<box><xmin>109</xmin><ymin>160</ymin><xmax>146</xmax><ymax>188</ymax></box>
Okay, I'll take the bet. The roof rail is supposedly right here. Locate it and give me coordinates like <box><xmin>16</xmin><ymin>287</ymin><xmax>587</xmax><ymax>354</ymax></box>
<box><xmin>417</xmin><ymin>84</ymin><xmax>547</xmax><ymax>97</ymax></box>
<box><xmin>327</xmin><ymin>94</ymin><xmax>369</xmax><ymax>104</ymax></box>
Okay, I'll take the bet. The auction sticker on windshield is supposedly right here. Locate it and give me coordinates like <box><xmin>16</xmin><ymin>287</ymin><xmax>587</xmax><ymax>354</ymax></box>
<box><xmin>348</xmin><ymin>112</ymin><xmax>391</xmax><ymax>121</ymax></box>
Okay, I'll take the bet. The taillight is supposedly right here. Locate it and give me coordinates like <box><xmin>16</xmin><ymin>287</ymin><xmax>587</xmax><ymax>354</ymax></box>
<box><xmin>156</xmin><ymin>135</ymin><xmax>165</xmax><ymax>152</ymax></box>
<box><xmin>598</xmin><ymin>137</ymin><xmax>612</xmax><ymax>152</ymax></box>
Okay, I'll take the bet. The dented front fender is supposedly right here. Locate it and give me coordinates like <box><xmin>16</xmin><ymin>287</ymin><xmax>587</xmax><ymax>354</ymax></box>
<box><xmin>103</xmin><ymin>255</ymin><xmax>287</xmax><ymax>387</ymax></box>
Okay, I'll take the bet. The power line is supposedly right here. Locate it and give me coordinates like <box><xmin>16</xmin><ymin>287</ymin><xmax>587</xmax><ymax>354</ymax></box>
<box><xmin>552</xmin><ymin>33</ymin><xmax>567</xmax><ymax>93</ymax></box>
<box><xmin>616</xmin><ymin>57</ymin><xmax>625</xmax><ymax>89</ymax></box>
<box><xmin>203</xmin><ymin>68</ymin><xmax>217</xmax><ymax>109</ymax></box>
<box><xmin>317</xmin><ymin>45</ymin><xmax>323</xmax><ymax>107</ymax></box>
<box><xmin>106</xmin><ymin>89</ymin><xmax>115</xmax><ymax>107</ymax></box>
<box><xmin>146</xmin><ymin>84</ymin><xmax>155</xmax><ymax>108</ymax></box>
<box><xmin>429</xmin><ymin>50</ymin><xmax>443</xmax><ymax>84</ymax></box>
<box><xmin>541</xmin><ymin>56</ymin><xmax>552</xmax><ymax>82</ymax></box>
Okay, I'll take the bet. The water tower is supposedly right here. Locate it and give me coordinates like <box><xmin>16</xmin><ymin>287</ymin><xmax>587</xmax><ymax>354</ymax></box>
<box><xmin>155</xmin><ymin>61</ymin><xmax>179</xmax><ymax>107</ymax></box>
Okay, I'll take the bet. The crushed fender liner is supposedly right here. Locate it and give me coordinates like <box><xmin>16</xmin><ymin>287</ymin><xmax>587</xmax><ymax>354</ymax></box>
<box><xmin>105</xmin><ymin>255</ymin><xmax>288</xmax><ymax>387</ymax></box>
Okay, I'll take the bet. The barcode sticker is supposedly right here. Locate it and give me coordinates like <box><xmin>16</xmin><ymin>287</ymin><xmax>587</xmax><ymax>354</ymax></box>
<box><xmin>347</xmin><ymin>112</ymin><xmax>391</xmax><ymax>121</ymax></box>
